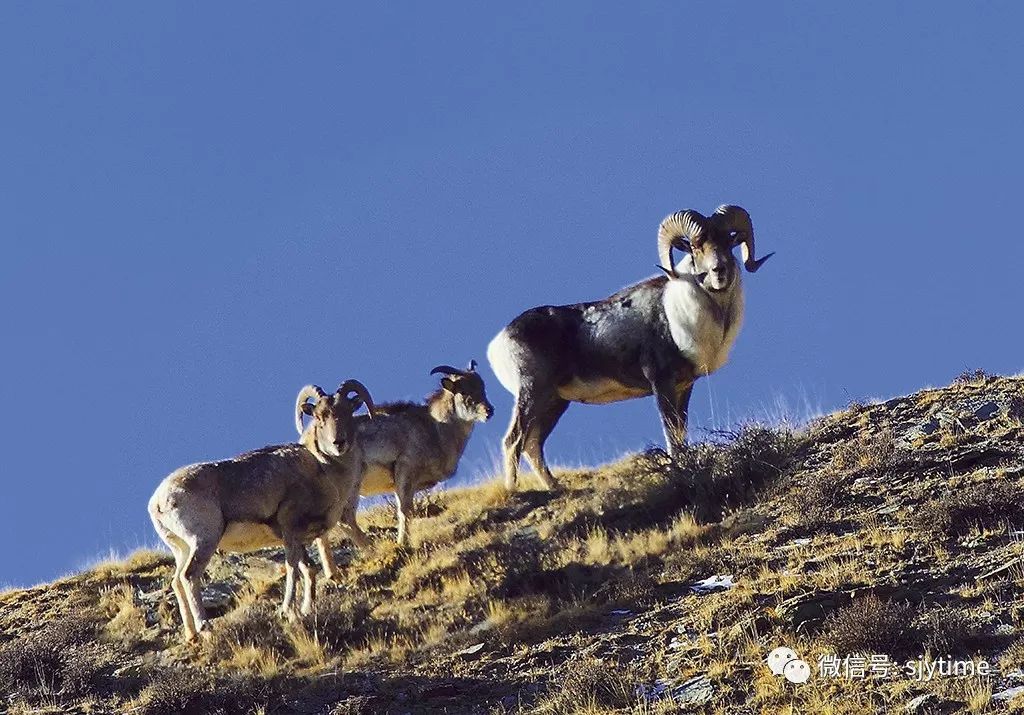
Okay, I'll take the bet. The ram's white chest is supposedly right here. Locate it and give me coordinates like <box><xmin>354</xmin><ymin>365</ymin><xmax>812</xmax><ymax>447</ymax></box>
<box><xmin>662</xmin><ymin>279</ymin><xmax>744</xmax><ymax>376</ymax></box>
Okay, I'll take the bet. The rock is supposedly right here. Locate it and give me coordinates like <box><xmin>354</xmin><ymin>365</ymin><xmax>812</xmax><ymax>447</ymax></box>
<box><xmin>202</xmin><ymin>584</ymin><xmax>234</xmax><ymax>611</ymax></box>
<box><xmin>993</xmin><ymin>685</ymin><xmax>1024</xmax><ymax>702</ymax></box>
<box><xmin>470</xmin><ymin>619</ymin><xmax>495</xmax><ymax>634</ymax></box>
<box><xmin>112</xmin><ymin>662</ymin><xmax>147</xmax><ymax>680</ymax></box>
<box><xmin>905</xmin><ymin>693</ymin><xmax>937</xmax><ymax>713</ymax></box>
<box><xmin>671</xmin><ymin>675</ymin><xmax>715</xmax><ymax>706</ymax></box>
<box><xmin>909</xmin><ymin>692</ymin><xmax>937</xmax><ymax>708</ymax></box>
<box><xmin>778</xmin><ymin>591</ymin><xmax>848</xmax><ymax>632</ymax></box>
<box><xmin>690</xmin><ymin>575</ymin><xmax>734</xmax><ymax>594</ymax></box>
<box><xmin>454</xmin><ymin>642</ymin><xmax>485</xmax><ymax>658</ymax></box>
<box><xmin>973</xmin><ymin>401</ymin><xmax>1000</xmax><ymax>421</ymax></box>
<box><xmin>138</xmin><ymin>588</ymin><xmax>169</xmax><ymax>605</ymax></box>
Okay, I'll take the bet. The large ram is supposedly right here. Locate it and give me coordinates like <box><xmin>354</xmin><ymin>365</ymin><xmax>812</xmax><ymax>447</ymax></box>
<box><xmin>487</xmin><ymin>205</ymin><xmax>772</xmax><ymax>489</ymax></box>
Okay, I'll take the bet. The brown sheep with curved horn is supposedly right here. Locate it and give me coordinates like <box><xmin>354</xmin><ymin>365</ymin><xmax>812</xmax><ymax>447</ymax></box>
<box><xmin>149</xmin><ymin>380</ymin><xmax>375</xmax><ymax>640</ymax></box>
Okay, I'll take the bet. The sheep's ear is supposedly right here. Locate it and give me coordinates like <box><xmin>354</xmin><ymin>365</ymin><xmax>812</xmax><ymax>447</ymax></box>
<box><xmin>441</xmin><ymin>377</ymin><xmax>457</xmax><ymax>393</ymax></box>
<box><xmin>300</xmin><ymin>402</ymin><xmax>315</xmax><ymax>416</ymax></box>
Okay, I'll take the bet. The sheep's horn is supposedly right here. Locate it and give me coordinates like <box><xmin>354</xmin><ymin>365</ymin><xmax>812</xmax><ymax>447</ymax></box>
<box><xmin>338</xmin><ymin>379</ymin><xmax>376</xmax><ymax>419</ymax></box>
<box><xmin>295</xmin><ymin>385</ymin><xmax>327</xmax><ymax>435</ymax></box>
<box><xmin>430</xmin><ymin>365</ymin><xmax>465</xmax><ymax>377</ymax></box>
<box><xmin>713</xmin><ymin>204</ymin><xmax>773</xmax><ymax>273</ymax></box>
<box><xmin>657</xmin><ymin>210</ymin><xmax>707</xmax><ymax>277</ymax></box>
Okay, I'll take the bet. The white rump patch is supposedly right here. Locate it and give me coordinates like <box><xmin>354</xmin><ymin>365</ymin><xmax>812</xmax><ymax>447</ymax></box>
<box><xmin>487</xmin><ymin>329</ymin><xmax>522</xmax><ymax>396</ymax></box>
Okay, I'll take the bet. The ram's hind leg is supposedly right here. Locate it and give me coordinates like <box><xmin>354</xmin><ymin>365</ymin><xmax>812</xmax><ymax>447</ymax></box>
<box><xmin>153</xmin><ymin>521</ymin><xmax>199</xmax><ymax>639</ymax></box>
<box><xmin>179</xmin><ymin>535</ymin><xmax>218</xmax><ymax>637</ymax></box>
<box><xmin>502</xmin><ymin>407</ymin><xmax>526</xmax><ymax>490</ymax></box>
<box><xmin>522</xmin><ymin>398</ymin><xmax>568</xmax><ymax>491</ymax></box>
<box><xmin>503</xmin><ymin>382</ymin><xmax>554</xmax><ymax>490</ymax></box>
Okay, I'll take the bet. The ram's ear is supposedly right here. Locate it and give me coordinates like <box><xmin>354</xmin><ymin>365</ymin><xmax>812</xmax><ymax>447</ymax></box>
<box><xmin>300</xmin><ymin>402</ymin><xmax>315</xmax><ymax>416</ymax></box>
<box><xmin>441</xmin><ymin>377</ymin><xmax>457</xmax><ymax>393</ymax></box>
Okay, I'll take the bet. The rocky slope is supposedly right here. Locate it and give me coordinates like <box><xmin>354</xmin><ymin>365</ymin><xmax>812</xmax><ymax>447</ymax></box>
<box><xmin>1</xmin><ymin>372</ymin><xmax>1022</xmax><ymax>714</ymax></box>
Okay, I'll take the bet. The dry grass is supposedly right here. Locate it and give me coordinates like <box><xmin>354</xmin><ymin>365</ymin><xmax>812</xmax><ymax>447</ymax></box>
<box><xmin>818</xmin><ymin>594</ymin><xmax>920</xmax><ymax>658</ymax></box>
<box><xmin>910</xmin><ymin>478</ymin><xmax>1023</xmax><ymax>537</ymax></box>
<box><xmin>3</xmin><ymin>376</ymin><xmax>1023</xmax><ymax>713</ymax></box>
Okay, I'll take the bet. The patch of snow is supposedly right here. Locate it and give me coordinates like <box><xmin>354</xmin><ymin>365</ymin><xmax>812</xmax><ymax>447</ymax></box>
<box><xmin>690</xmin><ymin>574</ymin><xmax>734</xmax><ymax>594</ymax></box>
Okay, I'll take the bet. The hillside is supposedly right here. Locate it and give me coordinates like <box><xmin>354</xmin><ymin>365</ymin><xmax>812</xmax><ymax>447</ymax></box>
<box><xmin>1</xmin><ymin>372</ymin><xmax>1022</xmax><ymax>714</ymax></box>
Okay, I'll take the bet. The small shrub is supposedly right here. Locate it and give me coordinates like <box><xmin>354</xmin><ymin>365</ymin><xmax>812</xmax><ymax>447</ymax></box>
<box><xmin>1000</xmin><ymin>637</ymin><xmax>1024</xmax><ymax>673</ymax></box>
<box><xmin>139</xmin><ymin>668</ymin><xmax>267</xmax><ymax>715</ymax></box>
<box><xmin>919</xmin><ymin>606</ymin><xmax>995</xmax><ymax>656</ymax></box>
<box><xmin>783</xmin><ymin>468</ymin><xmax>848</xmax><ymax>533</ymax></box>
<box><xmin>298</xmin><ymin>591</ymin><xmax>374</xmax><ymax>656</ymax></box>
<box><xmin>954</xmin><ymin>368</ymin><xmax>995</xmax><ymax>386</ymax></box>
<box><xmin>0</xmin><ymin>616</ymin><xmax>102</xmax><ymax>700</ymax></box>
<box><xmin>910</xmin><ymin>479</ymin><xmax>1023</xmax><ymax>537</ymax></box>
<box><xmin>820</xmin><ymin>594</ymin><xmax>920</xmax><ymax>657</ymax></box>
<box><xmin>532</xmin><ymin>657</ymin><xmax>640</xmax><ymax>714</ymax></box>
<box><xmin>832</xmin><ymin>429</ymin><xmax>897</xmax><ymax>477</ymax></box>
<box><xmin>206</xmin><ymin>602</ymin><xmax>290</xmax><ymax>661</ymax></box>
<box><xmin>639</xmin><ymin>424</ymin><xmax>795</xmax><ymax>522</ymax></box>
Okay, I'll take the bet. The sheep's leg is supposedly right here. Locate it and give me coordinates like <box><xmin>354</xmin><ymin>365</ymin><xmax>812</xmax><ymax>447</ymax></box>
<box><xmin>522</xmin><ymin>398</ymin><xmax>568</xmax><ymax>491</ymax></box>
<box><xmin>651</xmin><ymin>377</ymin><xmax>694</xmax><ymax>457</ymax></box>
<box><xmin>503</xmin><ymin>383</ymin><xmax>546</xmax><ymax>490</ymax></box>
<box><xmin>314</xmin><ymin>536</ymin><xmax>341</xmax><ymax>581</ymax></box>
<box><xmin>341</xmin><ymin>515</ymin><xmax>370</xmax><ymax>548</ymax></box>
<box><xmin>394</xmin><ymin>467</ymin><xmax>417</xmax><ymax>547</ymax></box>
<box><xmin>151</xmin><ymin>520</ymin><xmax>199</xmax><ymax>639</ymax></box>
<box><xmin>180</xmin><ymin>536</ymin><xmax>218</xmax><ymax>637</ymax></box>
<box><xmin>168</xmin><ymin>539</ymin><xmax>199</xmax><ymax>639</ymax></box>
<box><xmin>279</xmin><ymin>539</ymin><xmax>307</xmax><ymax>616</ymax></box>
<box><xmin>298</xmin><ymin>553</ymin><xmax>316</xmax><ymax>616</ymax></box>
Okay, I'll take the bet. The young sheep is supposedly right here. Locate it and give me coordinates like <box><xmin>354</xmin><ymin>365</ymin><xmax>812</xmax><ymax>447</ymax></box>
<box><xmin>148</xmin><ymin>381</ymin><xmax>375</xmax><ymax>640</ymax></box>
<box><xmin>316</xmin><ymin>362</ymin><xmax>493</xmax><ymax>570</ymax></box>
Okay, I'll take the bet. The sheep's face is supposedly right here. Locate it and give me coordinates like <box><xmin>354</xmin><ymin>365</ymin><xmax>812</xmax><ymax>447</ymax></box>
<box><xmin>303</xmin><ymin>395</ymin><xmax>359</xmax><ymax>458</ymax></box>
<box><xmin>441</xmin><ymin>372</ymin><xmax>495</xmax><ymax>423</ymax></box>
<box><xmin>689</xmin><ymin>233</ymin><xmax>738</xmax><ymax>293</ymax></box>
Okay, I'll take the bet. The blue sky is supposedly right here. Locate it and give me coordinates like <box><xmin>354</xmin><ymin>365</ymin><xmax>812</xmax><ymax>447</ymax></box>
<box><xmin>2</xmin><ymin>3</ymin><xmax>1021</xmax><ymax>587</ymax></box>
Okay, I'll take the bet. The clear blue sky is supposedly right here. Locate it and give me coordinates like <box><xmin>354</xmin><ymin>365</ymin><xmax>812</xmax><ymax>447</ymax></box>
<box><xmin>2</xmin><ymin>3</ymin><xmax>1022</xmax><ymax>587</ymax></box>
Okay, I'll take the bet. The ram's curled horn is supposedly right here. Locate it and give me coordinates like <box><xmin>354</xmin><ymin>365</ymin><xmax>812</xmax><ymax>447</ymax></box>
<box><xmin>294</xmin><ymin>384</ymin><xmax>328</xmax><ymax>435</ymax></box>
<box><xmin>430</xmin><ymin>364</ymin><xmax>465</xmax><ymax>377</ymax></box>
<box><xmin>337</xmin><ymin>379</ymin><xmax>376</xmax><ymax>419</ymax></box>
<box><xmin>657</xmin><ymin>210</ymin><xmax>707</xmax><ymax>277</ymax></box>
<box><xmin>713</xmin><ymin>204</ymin><xmax>774</xmax><ymax>273</ymax></box>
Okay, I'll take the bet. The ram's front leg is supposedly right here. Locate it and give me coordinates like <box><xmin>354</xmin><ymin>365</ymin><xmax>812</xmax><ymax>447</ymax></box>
<box><xmin>394</xmin><ymin>464</ymin><xmax>417</xmax><ymax>548</ymax></box>
<box><xmin>650</xmin><ymin>375</ymin><xmax>694</xmax><ymax>458</ymax></box>
<box><xmin>315</xmin><ymin>535</ymin><xmax>341</xmax><ymax>581</ymax></box>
